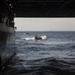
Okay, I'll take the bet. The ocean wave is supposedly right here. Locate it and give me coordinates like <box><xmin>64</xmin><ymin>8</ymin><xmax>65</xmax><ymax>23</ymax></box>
<box><xmin>3</xmin><ymin>57</ymin><xmax>75</xmax><ymax>75</ymax></box>
<box><xmin>71</xmin><ymin>45</ymin><xmax>75</xmax><ymax>48</ymax></box>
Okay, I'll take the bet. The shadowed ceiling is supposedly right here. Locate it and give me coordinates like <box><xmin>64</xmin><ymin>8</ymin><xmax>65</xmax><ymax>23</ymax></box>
<box><xmin>2</xmin><ymin>0</ymin><xmax>75</xmax><ymax>17</ymax></box>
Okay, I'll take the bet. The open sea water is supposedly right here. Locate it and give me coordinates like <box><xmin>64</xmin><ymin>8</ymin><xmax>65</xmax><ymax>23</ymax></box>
<box><xmin>2</xmin><ymin>31</ymin><xmax>75</xmax><ymax>75</ymax></box>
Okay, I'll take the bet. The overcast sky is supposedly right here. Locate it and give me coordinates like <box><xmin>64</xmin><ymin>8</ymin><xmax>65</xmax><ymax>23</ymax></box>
<box><xmin>14</xmin><ymin>18</ymin><xmax>75</xmax><ymax>31</ymax></box>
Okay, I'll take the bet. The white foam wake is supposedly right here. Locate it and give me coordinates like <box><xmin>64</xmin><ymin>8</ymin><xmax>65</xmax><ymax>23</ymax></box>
<box><xmin>23</xmin><ymin>35</ymin><xmax>47</xmax><ymax>41</ymax></box>
<box><xmin>23</xmin><ymin>37</ymin><xmax>34</xmax><ymax>40</ymax></box>
<box><xmin>40</xmin><ymin>35</ymin><xmax>47</xmax><ymax>39</ymax></box>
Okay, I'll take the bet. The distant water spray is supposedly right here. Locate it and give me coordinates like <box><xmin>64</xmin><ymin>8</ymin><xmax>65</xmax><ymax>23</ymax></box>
<box><xmin>22</xmin><ymin>35</ymin><xmax>47</xmax><ymax>41</ymax></box>
<box><xmin>40</xmin><ymin>35</ymin><xmax>47</xmax><ymax>39</ymax></box>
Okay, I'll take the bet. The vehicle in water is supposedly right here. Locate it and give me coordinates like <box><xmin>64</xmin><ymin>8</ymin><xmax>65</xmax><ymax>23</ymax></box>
<box><xmin>34</xmin><ymin>35</ymin><xmax>47</xmax><ymax>40</ymax></box>
<box><xmin>35</xmin><ymin>35</ymin><xmax>42</xmax><ymax>40</ymax></box>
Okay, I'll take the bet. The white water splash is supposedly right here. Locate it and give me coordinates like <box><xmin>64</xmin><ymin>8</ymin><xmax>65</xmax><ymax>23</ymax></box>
<box><xmin>22</xmin><ymin>35</ymin><xmax>47</xmax><ymax>41</ymax></box>
<box><xmin>40</xmin><ymin>35</ymin><xmax>47</xmax><ymax>39</ymax></box>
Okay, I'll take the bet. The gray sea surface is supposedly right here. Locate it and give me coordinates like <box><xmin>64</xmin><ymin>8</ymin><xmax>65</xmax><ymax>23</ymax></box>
<box><xmin>2</xmin><ymin>31</ymin><xmax>75</xmax><ymax>75</ymax></box>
